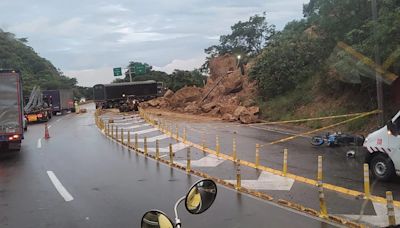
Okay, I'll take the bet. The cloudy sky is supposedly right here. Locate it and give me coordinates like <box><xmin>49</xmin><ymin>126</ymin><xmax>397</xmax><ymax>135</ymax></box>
<box><xmin>0</xmin><ymin>0</ymin><xmax>308</xmax><ymax>86</ymax></box>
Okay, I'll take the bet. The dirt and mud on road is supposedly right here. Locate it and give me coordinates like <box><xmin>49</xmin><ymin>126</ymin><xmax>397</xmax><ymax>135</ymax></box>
<box><xmin>142</xmin><ymin>54</ymin><xmax>261</xmax><ymax>124</ymax></box>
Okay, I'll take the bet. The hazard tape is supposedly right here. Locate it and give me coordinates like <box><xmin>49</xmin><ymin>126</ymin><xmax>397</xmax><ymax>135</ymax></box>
<box><xmin>140</xmin><ymin>109</ymin><xmax>400</xmax><ymax>209</ymax></box>
<box><xmin>268</xmin><ymin>110</ymin><xmax>380</xmax><ymax>145</ymax></box>
<box><xmin>97</xmin><ymin>112</ymin><xmax>365</xmax><ymax>227</ymax></box>
<box><xmin>250</xmin><ymin>111</ymin><xmax>379</xmax><ymax>126</ymax></box>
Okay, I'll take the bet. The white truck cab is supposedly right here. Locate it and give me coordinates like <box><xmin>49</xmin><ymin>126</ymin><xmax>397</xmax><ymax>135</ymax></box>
<box><xmin>363</xmin><ymin>111</ymin><xmax>400</xmax><ymax>181</ymax></box>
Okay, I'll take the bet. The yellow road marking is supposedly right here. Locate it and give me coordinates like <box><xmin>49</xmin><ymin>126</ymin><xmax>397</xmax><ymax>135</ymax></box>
<box><xmin>99</xmin><ymin>111</ymin><xmax>367</xmax><ymax>227</ymax></box>
<box><xmin>251</xmin><ymin>111</ymin><xmax>376</xmax><ymax>126</ymax></box>
<box><xmin>142</xmin><ymin>109</ymin><xmax>400</xmax><ymax>207</ymax></box>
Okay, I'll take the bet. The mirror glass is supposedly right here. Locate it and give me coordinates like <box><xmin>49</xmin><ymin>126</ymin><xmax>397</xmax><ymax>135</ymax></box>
<box><xmin>185</xmin><ymin>179</ymin><xmax>217</xmax><ymax>214</ymax></box>
<box><xmin>141</xmin><ymin>210</ymin><xmax>174</xmax><ymax>228</ymax></box>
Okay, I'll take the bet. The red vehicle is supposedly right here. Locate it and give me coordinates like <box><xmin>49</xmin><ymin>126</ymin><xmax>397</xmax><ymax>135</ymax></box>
<box><xmin>0</xmin><ymin>70</ymin><xmax>25</xmax><ymax>151</ymax></box>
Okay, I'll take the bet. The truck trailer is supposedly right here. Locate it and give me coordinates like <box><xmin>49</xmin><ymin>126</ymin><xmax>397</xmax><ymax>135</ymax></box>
<box><xmin>0</xmin><ymin>70</ymin><xmax>25</xmax><ymax>151</ymax></box>
<box><xmin>93</xmin><ymin>84</ymin><xmax>106</xmax><ymax>109</ymax></box>
<box><xmin>93</xmin><ymin>80</ymin><xmax>162</xmax><ymax>109</ymax></box>
<box><xmin>42</xmin><ymin>89</ymin><xmax>74</xmax><ymax>114</ymax></box>
<box><xmin>24</xmin><ymin>86</ymin><xmax>52</xmax><ymax>123</ymax></box>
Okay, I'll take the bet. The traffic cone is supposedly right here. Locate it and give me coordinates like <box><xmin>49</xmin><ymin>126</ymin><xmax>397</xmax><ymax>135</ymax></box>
<box><xmin>44</xmin><ymin>123</ymin><xmax>50</xmax><ymax>139</ymax></box>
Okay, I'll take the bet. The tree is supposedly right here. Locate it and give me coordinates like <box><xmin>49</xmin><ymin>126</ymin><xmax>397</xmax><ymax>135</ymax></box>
<box><xmin>303</xmin><ymin>0</ymin><xmax>371</xmax><ymax>42</ymax></box>
<box><xmin>250</xmin><ymin>20</ymin><xmax>325</xmax><ymax>98</ymax></box>
<box><xmin>0</xmin><ymin>29</ymin><xmax>77</xmax><ymax>96</ymax></box>
<box><xmin>112</xmin><ymin>61</ymin><xmax>206</xmax><ymax>92</ymax></box>
<box><xmin>202</xmin><ymin>12</ymin><xmax>275</xmax><ymax>72</ymax></box>
<box><xmin>169</xmin><ymin>69</ymin><xmax>206</xmax><ymax>92</ymax></box>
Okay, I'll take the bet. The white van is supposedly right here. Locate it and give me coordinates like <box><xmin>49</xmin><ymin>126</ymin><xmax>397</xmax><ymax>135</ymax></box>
<box><xmin>363</xmin><ymin>111</ymin><xmax>400</xmax><ymax>181</ymax></box>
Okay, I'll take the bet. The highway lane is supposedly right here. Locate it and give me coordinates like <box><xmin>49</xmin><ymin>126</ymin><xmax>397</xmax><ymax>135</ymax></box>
<box><xmin>0</xmin><ymin>105</ymin><xmax>338</xmax><ymax>228</ymax></box>
<box><xmin>157</xmin><ymin>116</ymin><xmax>400</xmax><ymax>200</ymax></box>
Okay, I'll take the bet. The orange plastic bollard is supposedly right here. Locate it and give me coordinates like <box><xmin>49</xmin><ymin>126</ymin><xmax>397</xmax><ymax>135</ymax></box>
<box><xmin>44</xmin><ymin>123</ymin><xmax>50</xmax><ymax>139</ymax></box>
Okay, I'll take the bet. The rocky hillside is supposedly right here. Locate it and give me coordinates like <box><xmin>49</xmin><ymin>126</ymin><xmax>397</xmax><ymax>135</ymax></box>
<box><xmin>143</xmin><ymin>54</ymin><xmax>260</xmax><ymax>123</ymax></box>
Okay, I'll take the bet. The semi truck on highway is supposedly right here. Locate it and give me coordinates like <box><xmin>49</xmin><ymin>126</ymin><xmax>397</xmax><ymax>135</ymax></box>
<box><xmin>0</xmin><ymin>70</ymin><xmax>25</xmax><ymax>151</ymax></box>
<box><xmin>93</xmin><ymin>80</ymin><xmax>163</xmax><ymax>109</ymax></box>
<box><xmin>364</xmin><ymin>111</ymin><xmax>400</xmax><ymax>181</ymax></box>
<box><xmin>24</xmin><ymin>86</ymin><xmax>52</xmax><ymax>123</ymax></box>
<box><xmin>42</xmin><ymin>89</ymin><xmax>74</xmax><ymax>114</ymax></box>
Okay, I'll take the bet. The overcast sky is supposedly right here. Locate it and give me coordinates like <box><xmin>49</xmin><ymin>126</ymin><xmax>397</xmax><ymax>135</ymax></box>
<box><xmin>0</xmin><ymin>0</ymin><xmax>308</xmax><ymax>86</ymax></box>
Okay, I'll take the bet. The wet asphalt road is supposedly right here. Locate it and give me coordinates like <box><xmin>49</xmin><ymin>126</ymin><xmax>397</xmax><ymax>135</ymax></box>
<box><xmin>0</xmin><ymin>105</ymin><xmax>337</xmax><ymax>228</ymax></box>
<box><xmin>166</xmin><ymin>118</ymin><xmax>400</xmax><ymax>200</ymax></box>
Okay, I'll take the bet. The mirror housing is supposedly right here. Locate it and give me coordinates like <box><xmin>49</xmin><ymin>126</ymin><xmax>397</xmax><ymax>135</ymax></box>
<box><xmin>185</xmin><ymin>179</ymin><xmax>217</xmax><ymax>214</ymax></box>
<box><xmin>387</xmin><ymin>120</ymin><xmax>399</xmax><ymax>136</ymax></box>
<box><xmin>141</xmin><ymin>210</ymin><xmax>174</xmax><ymax>228</ymax></box>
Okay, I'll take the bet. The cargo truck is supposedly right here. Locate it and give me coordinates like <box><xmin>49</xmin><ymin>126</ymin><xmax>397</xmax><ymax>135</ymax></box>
<box><xmin>24</xmin><ymin>86</ymin><xmax>52</xmax><ymax>123</ymax></box>
<box><xmin>0</xmin><ymin>70</ymin><xmax>25</xmax><ymax>151</ymax></box>
<box><xmin>93</xmin><ymin>84</ymin><xmax>106</xmax><ymax>109</ymax></box>
<box><xmin>42</xmin><ymin>89</ymin><xmax>74</xmax><ymax>114</ymax></box>
<box><xmin>93</xmin><ymin>80</ymin><xmax>162</xmax><ymax>109</ymax></box>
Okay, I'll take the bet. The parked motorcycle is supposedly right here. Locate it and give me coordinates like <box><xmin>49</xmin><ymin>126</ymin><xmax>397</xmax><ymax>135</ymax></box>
<box><xmin>141</xmin><ymin>179</ymin><xmax>217</xmax><ymax>228</ymax></box>
<box><xmin>310</xmin><ymin>132</ymin><xmax>364</xmax><ymax>147</ymax></box>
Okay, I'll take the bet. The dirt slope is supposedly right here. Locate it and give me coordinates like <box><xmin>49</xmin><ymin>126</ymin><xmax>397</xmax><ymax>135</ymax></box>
<box><xmin>142</xmin><ymin>54</ymin><xmax>260</xmax><ymax>123</ymax></box>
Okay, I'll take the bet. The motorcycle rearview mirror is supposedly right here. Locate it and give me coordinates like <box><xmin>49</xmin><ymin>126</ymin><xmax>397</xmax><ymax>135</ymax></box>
<box><xmin>185</xmin><ymin>179</ymin><xmax>217</xmax><ymax>215</ymax></box>
<box><xmin>141</xmin><ymin>210</ymin><xmax>174</xmax><ymax>228</ymax></box>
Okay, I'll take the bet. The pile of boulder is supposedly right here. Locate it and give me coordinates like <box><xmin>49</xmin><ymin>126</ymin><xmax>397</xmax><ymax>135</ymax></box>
<box><xmin>142</xmin><ymin>54</ymin><xmax>260</xmax><ymax>124</ymax></box>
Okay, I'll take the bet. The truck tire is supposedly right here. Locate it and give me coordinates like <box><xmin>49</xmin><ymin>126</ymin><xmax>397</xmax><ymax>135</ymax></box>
<box><xmin>370</xmin><ymin>154</ymin><xmax>395</xmax><ymax>181</ymax></box>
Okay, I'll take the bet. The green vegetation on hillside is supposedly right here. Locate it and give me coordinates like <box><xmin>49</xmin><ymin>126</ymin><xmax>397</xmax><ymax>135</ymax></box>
<box><xmin>0</xmin><ymin>29</ymin><xmax>92</xmax><ymax>99</ymax></box>
<box><xmin>204</xmin><ymin>0</ymin><xmax>400</xmax><ymax>125</ymax></box>
<box><xmin>0</xmin><ymin>29</ymin><xmax>78</xmax><ymax>95</ymax></box>
<box><xmin>113</xmin><ymin>61</ymin><xmax>207</xmax><ymax>92</ymax></box>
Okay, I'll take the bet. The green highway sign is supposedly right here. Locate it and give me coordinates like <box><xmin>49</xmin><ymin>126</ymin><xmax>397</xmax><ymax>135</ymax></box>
<box><xmin>113</xmin><ymin>67</ymin><xmax>122</xmax><ymax>77</ymax></box>
<box><xmin>134</xmin><ymin>65</ymin><xmax>146</xmax><ymax>75</ymax></box>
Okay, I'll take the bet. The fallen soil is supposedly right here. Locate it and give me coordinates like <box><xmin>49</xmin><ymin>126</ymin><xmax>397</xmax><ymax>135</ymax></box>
<box><xmin>144</xmin><ymin>108</ymin><xmax>221</xmax><ymax>123</ymax></box>
<box><xmin>142</xmin><ymin>54</ymin><xmax>260</xmax><ymax>124</ymax></box>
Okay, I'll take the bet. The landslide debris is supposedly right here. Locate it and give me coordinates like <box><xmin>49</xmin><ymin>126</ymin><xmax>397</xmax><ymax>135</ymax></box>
<box><xmin>142</xmin><ymin>54</ymin><xmax>259</xmax><ymax>123</ymax></box>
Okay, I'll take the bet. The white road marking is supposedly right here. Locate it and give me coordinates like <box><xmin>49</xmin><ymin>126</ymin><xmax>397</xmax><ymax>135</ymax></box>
<box><xmin>225</xmin><ymin>171</ymin><xmax>295</xmax><ymax>191</ymax></box>
<box><xmin>102</xmin><ymin>115</ymin><xmax>139</xmax><ymax>121</ymax></box>
<box><xmin>339</xmin><ymin>202</ymin><xmax>400</xmax><ymax>227</ymax></box>
<box><xmin>111</xmin><ymin>127</ymin><xmax>158</xmax><ymax>136</ymax></box>
<box><xmin>176</xmin><ymin>154</ymin><xmax>224</xmax><ymax>167</ymax></box>
<box><xmin>47</xmin><ymin>171</ymin><xmax>74</xmax><ymax>202</ymax></box>
<box><xmin>121</xmin><ymin>123</ymin><xmax>150</xmax><ymax>130</ymax></box>
<box><xmin>136</xmin><ymin>134</ymin><xmax>169</xmax><ymax>142</ymax></box>
<box><xmin>48</xmin><ymin>125</ymin><xmax>52</xmax><ymax>129</ymax></box>
<box><xmin>131</xmin><ymin>128</ymin><xmax>159</xmax><ymax>135</ymax></box>
<box><xmin>37</xmin><ymin>138</ymin><xmax>42</xmax><ymax>148</ymax></box>
<box><xmin>147</xmin><ymin>142</ymin><xmax>188</xmax><ymax>153</ymax></box>
<box><xmin>112</xmin><ymin>120</ymin><xmax>145</xmax><ymax>125</ymax></box>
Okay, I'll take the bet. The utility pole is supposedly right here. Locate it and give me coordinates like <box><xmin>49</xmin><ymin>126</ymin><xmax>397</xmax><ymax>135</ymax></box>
<box><xmin>372</xmin><ymin>0</ymin><xmax>384</xmax><ymax>126</ymax></box>
<box><xmin>128</xmin><ymin>68</ymin><xmax>133</xmax><ymax>82</ymax></box>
